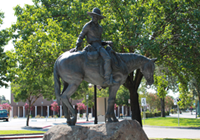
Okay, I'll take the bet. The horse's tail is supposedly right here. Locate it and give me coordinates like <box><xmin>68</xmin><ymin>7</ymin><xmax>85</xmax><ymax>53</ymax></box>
<box><xmin>54</xmin><ymin>60</ymin><xmax>61</xmax><ymax>105</ymax></box>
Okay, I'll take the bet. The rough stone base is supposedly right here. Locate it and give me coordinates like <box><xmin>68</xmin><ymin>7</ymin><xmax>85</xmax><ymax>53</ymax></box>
<box><xmin>43</xmin><ymin>120</ymin><xmax>149</xmax><ymax>140</ymax></box>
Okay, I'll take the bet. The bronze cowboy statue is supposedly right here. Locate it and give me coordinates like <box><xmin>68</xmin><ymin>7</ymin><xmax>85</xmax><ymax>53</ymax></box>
<box><xmin>54</xmin><ymin>8</ymin><xmax>157</xmax><ymax>125</ymax></box>
<box><xmin>70</xmin><ymin>7</ymin><xmax>118</xmax><ymax>86</ymax></box>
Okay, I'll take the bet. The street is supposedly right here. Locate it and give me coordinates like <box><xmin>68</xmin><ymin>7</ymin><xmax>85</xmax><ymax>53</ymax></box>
<box><xmin>144</xmin><ymin>126</ymin><xmax>200</xmax><ymax>139</ymax></box>
<box><xmin>0</xmin><ymin>112</ymin><xmax>199</xmax><ymax>139</ymax></box>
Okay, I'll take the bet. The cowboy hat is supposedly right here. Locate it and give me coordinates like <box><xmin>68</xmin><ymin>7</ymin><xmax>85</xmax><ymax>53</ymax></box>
<box><xmin>87</xmin><ymin>7</ymin><xmax>105</xmax><ymax>19</ymax></box>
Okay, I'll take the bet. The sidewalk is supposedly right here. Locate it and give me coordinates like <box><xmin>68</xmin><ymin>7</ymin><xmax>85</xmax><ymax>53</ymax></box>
<box><xmin>0</xmin><ymin>113</ymin><xmax>200</xmax><ymax>139</ymax></box>
<box><xmin>0</xmin><ymin>117</ymin><xmax>98</xmax><ymax>140</ymax></box>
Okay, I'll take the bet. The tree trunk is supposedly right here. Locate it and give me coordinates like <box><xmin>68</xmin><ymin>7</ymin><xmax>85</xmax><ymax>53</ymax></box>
<box><xmin>198</xmin><ymin>95</ymin><xmax>200</xmax><ymax>116</ymax></box>
<box><xmin>160</xmin><ymin>98</ymin><xmax>165</xmax><ymax>117</ymax></box>
<box><xmin>129</xmin><ymin>87</ymin><xmax>142</xmax><ymax>126</ymax></box>
<box><xmin>124</xmin><ymin>69</ymin><xmax>143</xmax><ymax>127</ymax></box>
<box><xmin>26</xmin><ymin>109</ymin><xmax>30</xmax><ymax>126</ymax></box>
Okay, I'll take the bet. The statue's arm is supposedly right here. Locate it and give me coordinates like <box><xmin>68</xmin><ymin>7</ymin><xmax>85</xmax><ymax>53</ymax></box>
<box><xmin>76</xmin><ymin>24</ymin><xmax>88</xmax><ymax>49</ymax></box>
<box><xmin>70</xmin><ymin>24</ymin><xmax>88</xmax><ymax>52</ymax></box>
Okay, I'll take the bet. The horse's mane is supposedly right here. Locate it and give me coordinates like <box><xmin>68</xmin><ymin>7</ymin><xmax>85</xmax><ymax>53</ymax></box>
<box><xmin>118</xmin><ymin>53</ymin><xmax>150</xmax><ymax>63</ymax></box>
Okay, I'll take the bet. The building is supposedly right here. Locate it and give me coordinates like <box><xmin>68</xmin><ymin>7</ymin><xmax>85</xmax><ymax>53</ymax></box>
<box><xmin>10</xmin><ymin>93</ymin><xmax>131</xmax><ymax>118</ymax></box>
<box><xmin>10</xmin><ymin>93</ymin><xmax>89</xmax><ymax>118</ymax></box>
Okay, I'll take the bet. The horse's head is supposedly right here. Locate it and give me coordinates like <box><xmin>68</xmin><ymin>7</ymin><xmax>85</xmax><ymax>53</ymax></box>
<box><xmin>140</xmin><ymin>58</ymin><xmax>157</xmax><ymax>86</ymax></box>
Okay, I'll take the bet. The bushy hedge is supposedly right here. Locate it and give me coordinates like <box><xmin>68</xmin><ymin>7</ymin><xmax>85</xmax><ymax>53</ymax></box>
<box><xmin>141</xmin><ymin>111</ymin><xmax>169</xmax><ymax>118</ymax></box>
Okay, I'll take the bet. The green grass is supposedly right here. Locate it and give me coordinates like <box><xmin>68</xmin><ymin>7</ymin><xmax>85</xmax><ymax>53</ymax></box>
<box><xmin>143</xmin><ymin>117</ymin><xmax>200</xmax><ymax>127</ymax></box>
<box><xmin>150</xmin><ymin>138</ymin><xmax>200</xmax><ymax>140</ymax></box>
<box><xmin>0</xmin><ymin>130</ymin><xmax>45</xmax><ymax>135</ymax></box>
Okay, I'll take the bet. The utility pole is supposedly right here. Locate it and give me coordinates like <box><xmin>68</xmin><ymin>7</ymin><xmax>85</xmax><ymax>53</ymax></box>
<box><xmin>94</xmin><ymin>85</ymin><xmax>97</xmax><ymax>124</ymax></box>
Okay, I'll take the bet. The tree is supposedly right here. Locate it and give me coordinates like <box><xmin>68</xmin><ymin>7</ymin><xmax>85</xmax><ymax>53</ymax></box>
<box><xmin>24</xmin><ymin>103</ymin><xmax>34</xmax><ymax>116</ymax></box>
<box><xmin>0</xmin><ymin>11</ymin><xmax>16</xmax><ymax>88</ymax></box>
<box><xmin>165</xmin><ymin>95</ymin><xmax>174</xmax><ymax>111</ymax></box>
<box><xmin>81</xmin><ymin>86</ymin><xmax>94</xmax><ymax>108</ymax></box>
<box><xmin>0</xmin><ymin>95</ymin><xmax>9</xmax><ymax>104</ymax></box>
<box><xmin>140</xmin><ymin>93</ymin><xmax>160</xmax><ymax>112</ymax></box>
<box><xmin>0</xmin><ymin>103</ymin><xmax>11</xmax><ymax>111</ymax></box>
<box><xmin>116</xmin><ymin>86</ymin><xmax>130</xmax><ymax>107</ymax></box>
<box><xmin>51</xmin><ymin>101</ymin><xmax>59</xmax><ymax>120</ymax></box>
<box><xmin>178</xmin><ymin>83</ymin><xmax>193</xmax><ymax>109</ymax></box>
<box><xmin>51</xmin><ymin>101</ymin><xmax>60</xmax><ymax>113</ymax></box>
<box><xmin>9</xmin><ymin>0</ymin><xmax>200</xmax><ymax>127</ymax></box>
<box><xmin>11</xmin><ymin>75</ymin><xmax>55</xmax><ymax>126</ymax></box>
<box><xmin>190</xmin><ymin>78</ymin><xmax>200</xmax><ymax>114</ymax></box>
<box><xmin>154</xmin><ymin>75</ymin><xmax>168</xmax><ymax>117</ymax></box>
<box><xmin>76</xmin><ymin>103</ymin><xmax>86</xmax><ymax>112</ymax></box>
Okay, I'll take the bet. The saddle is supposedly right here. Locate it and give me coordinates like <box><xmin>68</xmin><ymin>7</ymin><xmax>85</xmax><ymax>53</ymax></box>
<box><xmin>83</xmin><ymin>45</ymin><xmax>128</xmax><ymax>77</ymax></box>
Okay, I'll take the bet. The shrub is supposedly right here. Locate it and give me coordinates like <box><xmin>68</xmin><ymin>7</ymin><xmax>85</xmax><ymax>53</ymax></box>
<box><xmin>157</xmin><ymin>111</ymin><xmax>161</xmax><ymax>116</ymax></box>
<box><xmin>35</xmin><ymin>115</ymin><xmax>41</xmax><ymax>118</ymax></box>
<box><xmin>14</xmin><ymin>116</ymin><xmax>18</xmax><ymax>119</ymax></box>
<box><xmin>53</xmin><ymin>115</ymin><xmax>58</xmax><ymax>118</ymax></box>
<box><xmin>48</xmin><ymin>116</ymin><xmax>52</xmax><ymax>118</ymax></box>
<box><xmin>76</xmin><ymin>103</ymin><xmax>86</xmax><ymax>110</ymax></box>
<box><xmin>165</xmin><ymin>111</ymin><xmax>170</xmax><ymax>116</ymax></box>
<box><xmin>26</xmin><ymin>115</ymin><xmax>32</xmax><ymax>118</ymax></box>
<box><xmin>51</xmin><ymin>102</ymin><xmax>59</xmax><ymax>113</ymax></box>
<box><xmin>141</xmin><ymin>111</ymin><xmax>169</xmax><ymax>118</ymax></box>
<box><xmin>170</xmin><ymin>109</ymin><xmax>174</xmax><ymax>114</ymax></box>
<box><xmin>61</xmin><ymin>115</ymin><xmax>65</xmax><ymax>118</ymax></box>
<box><xmin>40</xmin><ymin>116</ymin><xmax>45</xmax><ymax>118</ymax></box>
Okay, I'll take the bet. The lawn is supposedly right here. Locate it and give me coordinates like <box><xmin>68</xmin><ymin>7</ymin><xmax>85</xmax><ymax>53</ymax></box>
<box><xmin>143</xmin><ymin>117</ymin><xmax>200</xmax><ymax>127</ymax></box>
<box><xmin>0</xmin><ymin>130</ymin><xmax>45</xmax><ymax>135</ymax></box>
<box><xmin>150</xmin><ymin>138</ymin><xmax>200</xmax><ymax>140</ymax></box>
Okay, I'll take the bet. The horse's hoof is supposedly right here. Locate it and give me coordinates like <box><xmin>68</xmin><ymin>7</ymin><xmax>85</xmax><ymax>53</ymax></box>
<box><xmin>67</xmin><ymin>121</ymin><xmax>72</xmax><ymax>125</ymax></box>
<box><xmin>71</xmin><ymin>116</ymin><xmax>77</xmax><ymax>125</ymax></box>
<box><xmin>107</xmin><ymin>118</ymin><xmax>113</xmax><ymax>122</ymax></box>
<box><xmin>113</xmin><ymin>118</ymin><xmax>119</xmax><ymax>122</ymax></box>
<box><xmin>67</xmin><ymin>121</ymin><xmax>75</xmax><ymax>126</ymax></box>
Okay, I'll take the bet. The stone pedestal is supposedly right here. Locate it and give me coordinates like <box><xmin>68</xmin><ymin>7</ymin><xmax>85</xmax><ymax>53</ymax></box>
<box><xmin>43</xmin><ymin>120</ymin><xmax>149</xmax><ymax>140</ymax></box>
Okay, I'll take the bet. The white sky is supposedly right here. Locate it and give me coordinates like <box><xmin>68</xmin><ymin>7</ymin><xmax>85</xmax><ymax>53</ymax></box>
<box><xmin>0</xmin><ymin>0</ymin><xmax>179</xmax><ymax>102</ymax></box>
<box><xmin>0</xmin><ymin>0</ymin><xmax>34</xmax><ymax>101</ymax></box>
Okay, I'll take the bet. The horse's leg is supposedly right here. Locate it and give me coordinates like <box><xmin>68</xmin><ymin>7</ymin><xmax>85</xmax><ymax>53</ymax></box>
<box><xmin>60</xmin><ymin>82</ymin><xmax>81</xmax><ymax>125</ymax></box>
<box><xmin>63</xmin><ymin>103</ymin><xmax>70</xmax><ymax>123</ymax></box>
<box><xmin>61</xmin><ymin>82</ymin><xmax>70</xmax><ymax>123</ymax></box>
<box><xmin>106</xmin><ymin>84</ymin><xmax>120</xmax><ymax>122</ymax></box>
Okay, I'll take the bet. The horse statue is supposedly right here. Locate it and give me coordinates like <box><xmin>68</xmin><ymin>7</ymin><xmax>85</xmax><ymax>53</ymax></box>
<box><xmin>54</xmin><ymin>46</ymin><xmax>156</xmax><ymax>125</ymax></box>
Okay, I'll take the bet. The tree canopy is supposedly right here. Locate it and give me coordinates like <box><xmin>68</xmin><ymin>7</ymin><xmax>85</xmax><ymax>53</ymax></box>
<box><xmin>6</xmin><ymin>0</ymin><xmax>200</xmax><ymax>126</ymax></box>
<box><xmin>0</xmin><ymin>11</ymin><xmax>16</xmax><ymax>88</ymax></box>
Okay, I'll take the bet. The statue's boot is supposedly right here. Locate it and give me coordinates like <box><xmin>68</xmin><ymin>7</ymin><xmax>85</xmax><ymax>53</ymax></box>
<box><xmin>103</xmin><ymin>59</ymin><xmax>119</xmax><ymax>85</ymax></box>
<box><xmin>99</xmin><ymin>47</ymin><xmax>118</xmax><ymax>85</ymax></box>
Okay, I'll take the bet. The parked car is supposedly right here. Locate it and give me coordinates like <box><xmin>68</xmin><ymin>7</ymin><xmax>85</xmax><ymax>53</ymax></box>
<box><xmin>0</xmin><ymin>109</ymin><xmax>9</xmax><ymax>122</ymax></box>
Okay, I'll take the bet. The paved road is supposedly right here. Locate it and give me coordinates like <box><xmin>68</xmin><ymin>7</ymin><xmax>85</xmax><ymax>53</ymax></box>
<box><xmin>167</xmin><ymin>112</ymin><xmax>198</xmax><ymax>119</ymax></box>
<box><xmin>0</xmin><ymin>113</ymin><xmax>199</xmax><ymax>139</ymax></box>
<box><xmin>144</xmin><ymin>126</ymin><xmax>200</xmax><ymax>139</ymax></box>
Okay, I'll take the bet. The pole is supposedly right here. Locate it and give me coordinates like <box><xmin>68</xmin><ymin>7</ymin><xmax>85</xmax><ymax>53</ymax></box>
<box><xmin>143</xmin><ymin>106</ymin><xmax>145</xmax><ymax>124</ymax></box>
<box><xmin>94</xmin><ymin>85</ymin><xmax>97</xmax><ymax>124</ymax></box>
<box><xmin>178</xmin><ymin>105</ymin><xmax>180</xmax><ymax>126</ymax></box>
<box><xmin>196</xmin><ymin>101</ymin><xmax>197</xmax><ymax>119</ymax></box>
<box><xmin>86</xmin><ymin>95</ymin><xmax>88</xmax><ymax>121</ymax></box>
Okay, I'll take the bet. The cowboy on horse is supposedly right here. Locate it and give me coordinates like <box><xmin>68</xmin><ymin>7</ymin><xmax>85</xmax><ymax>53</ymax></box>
<box><xmin>70</xmin><ymin>7</ymin><xmax>118</xmax><ymax>86</ymax></box>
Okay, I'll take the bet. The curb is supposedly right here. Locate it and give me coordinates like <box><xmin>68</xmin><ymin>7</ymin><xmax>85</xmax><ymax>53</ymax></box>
<box><xmin>144</xmin><ymin>125</ymin><xmax>200</xmax><ymax>130</ymax></box>
<box><xmin>22</xmin><ymin>125</ymin><xmax>52</xmax><ymax>130</ymax></box>
<box><xmin>0</xmin><ymin>134</ymin><xmax>44</xmax><ymax>140</ymax></box>
<box><xmin>0</xmin><ymin>133</ymin><xmax>44</xmax><ymax>137</ymax></box>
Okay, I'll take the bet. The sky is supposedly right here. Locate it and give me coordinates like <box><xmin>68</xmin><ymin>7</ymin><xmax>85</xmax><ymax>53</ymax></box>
<box><xmin>0</xmin><ymin>0</ymin><xmax>34</xmax><ymax>101</ymax></box>
<box><xmin>0</xmin><ymin>0</ymin><xmax>179</xmax><ymax>102</ymax></box>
